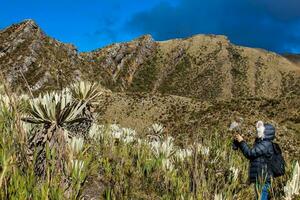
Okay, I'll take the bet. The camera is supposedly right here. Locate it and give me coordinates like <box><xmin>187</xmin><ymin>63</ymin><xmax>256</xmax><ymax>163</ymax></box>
<box><xmin>229</xmin><ymin>121</ymin><xmax>241</xmax><ymax>150</ymax></box>
<box><xmin>232</xmin><ymin>139</ymin><xmax>239</xmax><ymax>150</ymax></box>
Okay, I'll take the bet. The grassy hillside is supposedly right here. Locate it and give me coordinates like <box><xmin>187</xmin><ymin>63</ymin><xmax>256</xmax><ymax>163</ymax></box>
<box><xmin>96</xmin><ymin>92</ymin><xmax>300</xmax><ymax>160</ymax></box>
<box><xmin>0</xmin><ymin>83</ymin><xmax>299</xmax><ymax>199</ymax></box>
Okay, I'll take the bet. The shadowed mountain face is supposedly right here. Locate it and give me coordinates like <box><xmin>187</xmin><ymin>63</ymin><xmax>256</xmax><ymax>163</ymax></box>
<box><xmin>1</xmin><ymin>19</ymin><xmax>300</xmax><ymax>99</ymax></box>
<box><xmin>283</xmin><ymin>54</ymin><xmax>300</xmax><ymax>67</ymax></box>
<box><xmin>0</xmin><ymin>20</ymin><xmax>300</xmax><ymax>160</ymax></box>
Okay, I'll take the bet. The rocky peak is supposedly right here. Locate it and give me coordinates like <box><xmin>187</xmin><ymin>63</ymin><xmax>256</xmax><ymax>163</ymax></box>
<box><xmin>1</xmin><ymin>19</ymin><xmax>44</xmax><ymax>41</ymax></box>
<box><xmin>133</xmin><ymin>34</ymin><xmax>154</xmax><ymax>43</ymax></box>
<box><xmin>0</xmin><ymin>19</ymin><xmax>89</xmax><ymax>92</ymax></box>
<box><xmin>0</xmin><ymin>19</ymin><xmax>44</xmax><ymax>55</ymax></box>
<box><xmin>18</xmin><ymin>19</ymin><xmax>40</xmax><ymax>33</ymax></box>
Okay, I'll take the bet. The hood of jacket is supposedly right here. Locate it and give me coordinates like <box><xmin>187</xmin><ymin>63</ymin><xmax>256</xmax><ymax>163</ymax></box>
<box><xmin>263</xmin><ymin>123</ymin><xmax>275</xmax><ymax>141</ymax></box>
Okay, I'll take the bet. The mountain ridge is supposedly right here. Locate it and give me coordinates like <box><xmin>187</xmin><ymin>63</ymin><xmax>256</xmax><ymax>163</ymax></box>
<box><xmin>0</xmin><ymin>19</ymin><xmax>300</xmax><ymax>101</ymax></box>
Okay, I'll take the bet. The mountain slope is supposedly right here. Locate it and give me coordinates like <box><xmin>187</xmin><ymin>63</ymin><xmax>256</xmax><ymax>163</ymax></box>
<box><xmin>1</xmin><ymin>19</ymin><xmax>300</xmax><ymax>100</ymax></box>
<box><xmin>85</xmin><ymin>34</ymin><xmax>300</xmax><ymax>100</ymax></box>
<box><xmin>96</xmin><ymin>91</ymin><xmax>300</xmax><ymax>160</ymax></box>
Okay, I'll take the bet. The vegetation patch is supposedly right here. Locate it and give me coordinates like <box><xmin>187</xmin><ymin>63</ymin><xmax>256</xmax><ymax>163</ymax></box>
<box><xmin>128</xmin><ymin>54</ymin><xmax>159</xmax><ymax>92</ymax></box>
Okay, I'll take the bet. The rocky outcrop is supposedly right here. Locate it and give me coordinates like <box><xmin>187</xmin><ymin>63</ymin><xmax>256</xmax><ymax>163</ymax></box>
<box><xmin>0</xmin><ymin>19</ymin><xmax>91</xmax><ymax>93</ymax></box>
<box><xmin>81</xmin><ymin>34</ymin><xmax>157</xmax><ymax>91</ymax></box>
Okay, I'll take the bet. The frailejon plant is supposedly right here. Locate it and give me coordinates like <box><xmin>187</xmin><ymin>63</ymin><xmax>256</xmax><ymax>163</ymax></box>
<box><xmin>196</xmin><ymin>143</ymin><xmax>210</xmax><ymax>157</ymax></box>
<box><xmin>70</xmin><ymin>81</ymin><xmax>102</xmax><ymax>104</ymax></box>
<box><xmin>148</xmin><ymin>135</ymin><xmax>176</xmax><ymax>158</ymax></box>
<box><xmin>66</xmin><ymin>81</ymin><xmax>102</xmax><ymax>139</ymax></box>
<box><xmin>97</xmin><ymin>123</ymin><xmax>139</xmax><ymax>144</ymax></box>
<box><xmin>69</xmin><ymin>136</ymin><xmax>84</xmax><ymax>155</ymax></box>
<box><xmin>148</xmin><ymin>135</ymin><xmax>177</xmax><ymax>172</ymax></box>
<box><xmin>22</xmin><ymin>91</ymin><xmax>87</xmax><ymax>178</ymax></box>
<box><xmin>70</xmin><ymin>159</ymin><xmax>85</xmax><ymax>177</ymax></box>
<box><xmin>284</xmin><ymin>161</ymin><xmax>300</xmax><ymax>200</ymax></box>
<box><xmin>148</xmin><ymin>123</ymin><xmax>164</xmax><ymax>134</ymax></box>
<box><xmin>214</xmin><ymin>193</ymin><xmax>225</xmax><ymax>200</ymax></box>
<box><xmin>175</xmin><ymin>148</ymin><xmax>193</xmax><ymax>162</ymax></box>
<box><xmin>0</xmin><ymin>94</ymin><xmax>10</xmax><ymax>108</ymax></box>
<box><xmin>88</xmin><ymin>123</ymin><xmax>105</xmax><ymax>141</ymax></box>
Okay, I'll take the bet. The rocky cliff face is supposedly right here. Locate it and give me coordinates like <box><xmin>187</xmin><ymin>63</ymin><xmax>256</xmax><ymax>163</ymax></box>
<box><xmin>80</xmin><ymin>34</ymin><xmax>157</xmax><ymax>92</ymax></box>
<box><xmin>1</xmin><ymin>19</ymin><xmax>300</xmax><ymax>100</ymax></box>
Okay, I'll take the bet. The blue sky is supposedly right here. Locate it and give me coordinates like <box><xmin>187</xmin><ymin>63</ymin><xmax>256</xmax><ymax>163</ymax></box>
<box><xmin>1</xmin><ymin>0</ymin><xmax>300</xmax><ymax>53</ymax></box>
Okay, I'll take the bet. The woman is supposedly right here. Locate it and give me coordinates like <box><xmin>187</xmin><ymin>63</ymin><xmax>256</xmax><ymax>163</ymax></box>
<box><xmin>235</xmin><ymin>121</ymin><xmax>275</xmax><ymax>200</ymax></box>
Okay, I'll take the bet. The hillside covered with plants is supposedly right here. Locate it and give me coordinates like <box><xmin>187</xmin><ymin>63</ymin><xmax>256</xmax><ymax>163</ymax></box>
<box><xmin>0</xmin><ymin>81</ymin><xmax>299</xmax><ymax>199</ymax></box>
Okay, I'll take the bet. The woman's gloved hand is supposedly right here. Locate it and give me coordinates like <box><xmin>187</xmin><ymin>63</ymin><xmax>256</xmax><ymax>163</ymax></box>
<box><xmin>234</xmin><ymin>134</ymin><xmax>244</xmax><ymax>142</ymax></box>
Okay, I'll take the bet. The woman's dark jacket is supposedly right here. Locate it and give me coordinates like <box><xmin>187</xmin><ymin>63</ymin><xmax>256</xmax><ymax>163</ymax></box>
<box><xmin>238</xmin><ymin>124</ymin><xmax>275</xmax><ymax>184</ymax></box>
